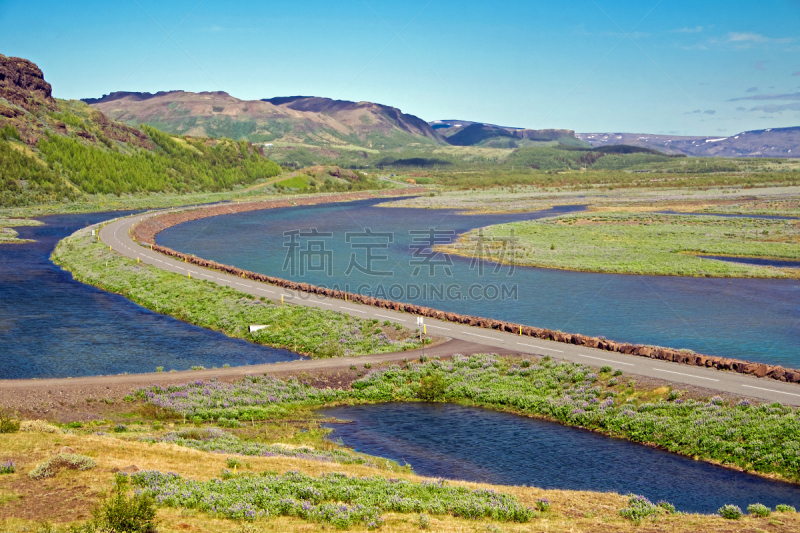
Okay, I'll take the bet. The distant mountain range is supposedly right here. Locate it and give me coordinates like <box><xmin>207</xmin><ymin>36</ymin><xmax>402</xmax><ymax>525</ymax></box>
<box><xmin>81</xmin><ymin>91</ymin><xmax>799</xmax><ymax>158</ymax></box>
<box><xmin>575</xmin><ymin>128</ymin><xmax>800</xmax><ymax>158</ymax></box>
<box><xmin>429</xmin><ymin>120</ymin><xmax>583</xmax><ymax>148</ymax></box>
<box><xmin>84</xmin><ymin>91</ymin><xmax>441</xmax><ymax>149</ymax></box>
<box><xmin>83</xmin><ymin>92</ymin><xmax>591</xmax><ymax>150</ymax></box>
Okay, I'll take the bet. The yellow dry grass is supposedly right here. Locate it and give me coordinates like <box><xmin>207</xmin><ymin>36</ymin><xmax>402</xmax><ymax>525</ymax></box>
<box><xmin>2</xmin><ymin>431</ymin><xmax>799</xmax><ymax>532</ymax></box>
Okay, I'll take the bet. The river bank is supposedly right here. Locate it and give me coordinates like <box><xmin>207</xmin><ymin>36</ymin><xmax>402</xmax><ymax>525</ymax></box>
<box><xmin>127</xmin><ymin>199</ymin><xmax>800</xmax><ymax>383</ymax></box>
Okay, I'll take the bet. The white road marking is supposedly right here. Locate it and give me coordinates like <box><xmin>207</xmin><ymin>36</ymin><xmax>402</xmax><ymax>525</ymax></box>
<box><xmin>517</xmin><ymin>343</ymin><xmax>563</xmax><ymax>353</ymax></box>
<box><xmin>651</xmin><ymin>368</ymin><xmax>719</xmax><ymax>382</ymax></box>
<box><xmin>463</xmin><ymin>331</ymin><xmax>503</xmax><ymax>342</ymax></box>
<box><xmin>579</xmin><ymin>354</ymin><xmax>635</xmax><ymax>366</ymax></box>
<box><xmin>375</xmin><ymin>314</ymin><xmax>400</xmax><ymax>321</ymax></box>
<box><xmin>341</xmin><ymin>306</ymin><xmax>367</xmax><ymax>314</ymax></box>
<box><xmin>742</xmin><ymin>385</ymin><xmax>800</xmax><ymax>398</ymax></box>
<box><xmin>315</xmin><ymin>301</ymin><xmax>332</xmax><ymax>306</ymax></box>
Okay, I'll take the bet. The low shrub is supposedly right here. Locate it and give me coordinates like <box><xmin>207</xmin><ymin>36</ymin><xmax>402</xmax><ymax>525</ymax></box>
<box><xmin>416</xmin><ymin>513</ymin><xmax>430</xmax><ymax>529</ymax></box>
<box><xmin>20</xmin><ymin>420</ymin><xmax>62</xmax><ymax>434</ymax></box>
<box><xmin>776</xmin><ymin>504</ymin><xmax>796</xmax><ymax>513</ymax></box>
<box><xmin>657</xmin><ymin>500</ymin><xmax>676</xmax><ymax>513</ymax></box>
<box><xmin>74</xmin><ymin>475</ymin><xmax>158</xmax><ymax>533</ymax></box>
<box><xmin>217</xmin><ymin>417</ymin><xmax>242</xmax><ymax>429</ymax></box>
<box><xmin>535</xmin><ymin>498</ymin><xmax>551</xmax><ymax>512</ymax></box>
<box><xmin>718</xmin><ymin>504</ymin><xmax>743</xmax><ymax>519</ymax></box>
<box><xmin>29</xmin><ymin>453</ymin><xmax>97</xmax><ymax>480</ymax></box>
<box><xmin>0</xmin><ymin>460</ymin><xmax>15</xmax><ymax>474</ymax></box>
<box><xmin>747</xmin><ymin>503</ymin><xmax>771</xmax><ymax>517</ymax></box>
<box><xmin>0</xmin><ymin>409</ymin><xmax>20</xmax><ymax>433</ymax></box>
<box><xmin>416</xmin><ymin>373</ymin><xmax>447</xmax><ymax>401</ymax></box>
<box><xmin>618</xmin><ymin>494</ymin><xmax>667</xmax><ymax>524</ymax></box>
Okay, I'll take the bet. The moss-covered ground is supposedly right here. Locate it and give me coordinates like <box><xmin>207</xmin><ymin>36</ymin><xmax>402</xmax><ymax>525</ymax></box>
<box><xmin>442</xmin><ymin>212</ymin><xmax>800</xmax><ymax>278</ymax></box>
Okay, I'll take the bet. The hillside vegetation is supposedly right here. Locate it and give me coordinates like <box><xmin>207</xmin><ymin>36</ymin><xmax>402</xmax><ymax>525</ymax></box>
<box><xmin>0</xmin><ymin>54</ymin><xmax>283</xmax><ymax>207</ymax></box>
<box><xmin>0</xmin><ymin>109</ymin><xmax>282</xmax><ymax>206</ymax></box>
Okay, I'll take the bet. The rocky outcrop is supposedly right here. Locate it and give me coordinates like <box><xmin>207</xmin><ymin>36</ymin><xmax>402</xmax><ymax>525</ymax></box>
<box><xmin>89</xmin><ymin>109</ymin><xmax>154</xmax><ymax>150</ymax></box>
<box><xmin>132</xmin><ymin>192</ymin><xmax>800</xmax><ymax>385</ymax></box>
<box><xmin>0</xmin><ymin>54</ymin><xmax>55</xmax><ymax>111</ymax></box>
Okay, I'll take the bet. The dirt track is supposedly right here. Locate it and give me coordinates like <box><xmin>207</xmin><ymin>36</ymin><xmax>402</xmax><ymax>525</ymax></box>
<box><xmin>0</xmin><ymin>339</ymin><xmax>517</xmax><ymax>421</ymax></box>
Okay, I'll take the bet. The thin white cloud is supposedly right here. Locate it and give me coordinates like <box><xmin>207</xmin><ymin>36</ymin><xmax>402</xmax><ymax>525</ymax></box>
<box><xmin>728</xmin><ymin>32</ymin><xmax>770</xmax><ymax>42</ymax></box>
<box><xmin>692</xmin><ymin>32</ymin><xmax>795</xmax><ymax>51</ymax></box>
<box><xmin>730</xmin><ymin>92</ymin><xmax>800</xmax><ymax>101</ymax></box>
<box><xmin>672</xmin><ymin>26</ymin><xmax>703</xmax><ymax>34</ymax></box>
<box><xmin>749</xmin><ymin>103</ymin><xmax>800</xmax><ymax>113</ymax></box>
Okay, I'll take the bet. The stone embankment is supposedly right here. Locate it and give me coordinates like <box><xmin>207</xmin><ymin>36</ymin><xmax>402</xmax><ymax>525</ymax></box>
<box><xmin>132</xmin><ymin>190</ymin><xmax>800</xmax><ymax>385</ymax></box>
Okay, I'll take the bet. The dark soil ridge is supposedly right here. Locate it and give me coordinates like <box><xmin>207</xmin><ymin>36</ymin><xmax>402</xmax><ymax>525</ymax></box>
<box><xmin>130</xmin><ymin>193</ymin><xmax>800</xmax><ymax>386</ymax></box>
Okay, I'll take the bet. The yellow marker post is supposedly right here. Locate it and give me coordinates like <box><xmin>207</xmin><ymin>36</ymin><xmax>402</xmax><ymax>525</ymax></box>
<box><xmin>109</xmin><ymin>246</ymin><xmax>112</xmax><ymax>251</ymax></box>
<box><xmin>281</xmin><ymin>295</ymin><xmax>284</xmax><ymax>304</ymax></box>
<box><xmin>424</xmin><ymin>325</ymin><xmax>426</xmax><ymax>335</ymax></box>
<box><xmin>188</xmin><ymin>272</ymin><xmax>191</xmax><ymax>279</ymax></box>
<box><xmin>137</xmin><ymin>257</ymin><xmax>140</xmax><ymax>263</ymax></box>
<box><xmin>519</xmin><ymin>326</ymin><xmax>522</xmax><ymax>335</ymax></box>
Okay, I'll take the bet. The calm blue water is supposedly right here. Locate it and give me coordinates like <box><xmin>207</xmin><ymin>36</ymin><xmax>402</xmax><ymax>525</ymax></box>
<box><xmin>319</xmin><ymin>403</ymin><xmax>800</xmax><ymax>514</ymax></box>
<box><xmin>0</xmin><ymin>212</ymin><xmax>300</xmax><ymax>379</ymax></box>
<box><xmin>158</xmin><ymin>198</ymin><xmax>800</xmax><ymax>367</ymax></box>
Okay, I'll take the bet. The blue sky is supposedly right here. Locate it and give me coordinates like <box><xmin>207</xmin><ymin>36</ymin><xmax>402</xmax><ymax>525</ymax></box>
<box><xmin>2</xmin><ymin>0</ymin><xmax>799</xmax><ymax>135</ymax></box>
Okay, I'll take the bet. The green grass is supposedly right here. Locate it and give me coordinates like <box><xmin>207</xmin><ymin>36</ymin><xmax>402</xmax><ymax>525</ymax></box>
<box><xmin>275</xmin><ymin>175</ymin><xmax>312</xmax><ymax>190</ymax></box>
<box><xmin>444</xmin><ymin>212</ymin><xmax>800</xmax><ymax>278</ymax></box>
<box><xmin>0</xmin><ymin>217</ymin><xmax>43</xmax><ymax>243</ymax></box>
<box><xmin>51</xmin><ymin>228</ymin><xmax>421</xmax><ymax>358</ymax></box>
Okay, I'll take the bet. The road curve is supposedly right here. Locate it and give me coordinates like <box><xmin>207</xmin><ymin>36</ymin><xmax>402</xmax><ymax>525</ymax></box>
<box><xmin>97</xmin><ymin>208</ymin><xmax>800</xmax><ymax>406</ymax></box>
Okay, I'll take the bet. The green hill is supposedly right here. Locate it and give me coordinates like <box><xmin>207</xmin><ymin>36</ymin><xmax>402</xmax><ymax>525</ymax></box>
<box><xmin>0</xmin><ymin>54</ymin><xmax>282</xmax><ymax>207</ymax></box>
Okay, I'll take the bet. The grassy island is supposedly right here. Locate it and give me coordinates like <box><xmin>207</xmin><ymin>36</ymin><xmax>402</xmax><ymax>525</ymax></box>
<box><xmin>0</xmin><ymin>217</ymin><xmax>43</xmax><ymax>243</ymax></box>
<box><xmin>442</xmin><ymin>212</ymin><xmax>800</xmax><ymax>278</ymax></box>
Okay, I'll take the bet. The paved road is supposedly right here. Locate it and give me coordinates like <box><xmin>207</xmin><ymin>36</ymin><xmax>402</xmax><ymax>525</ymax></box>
<box><xmin>98</xmin><ymin>209</ymin><xmax>800</xmax><ymax>406</ymax></box>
